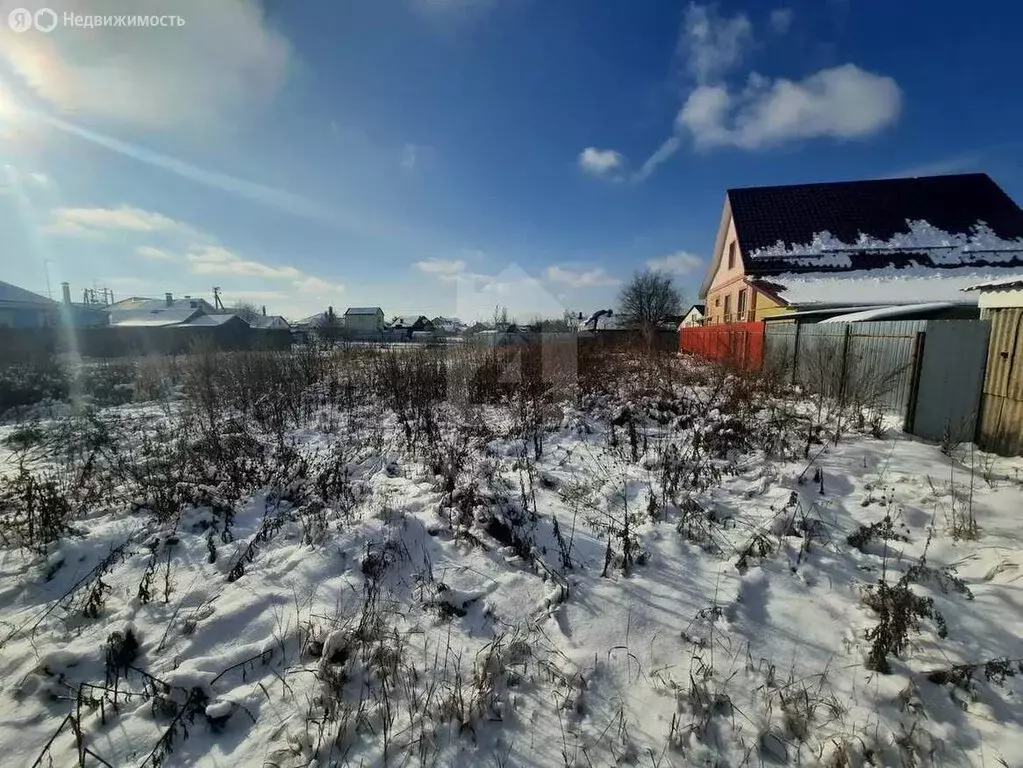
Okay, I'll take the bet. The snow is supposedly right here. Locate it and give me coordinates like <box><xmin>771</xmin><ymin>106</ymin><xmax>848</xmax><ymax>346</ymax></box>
<box><xmin>964</xmin><ymin>274</ymin><xmax>1023</xmax><ymax>291</ymax></box>
<box><xmin>757</xmin><ymin>266</ymin><xmax>1021</xmax><ymax>306</ymax></box>
<box><xmin>818</xmin><ymin>302</ymin><xmax>956</xmax><ymax>323</ymax></box>
<box><xmin>1</xmin><ymin>357</ymin><xmax>1021</xmax><ymax>766</ymax></box>
<box><xmin>750</xmin><ymin>220</ymin><xmax>1023</xmax><ymax>266</ymax></box>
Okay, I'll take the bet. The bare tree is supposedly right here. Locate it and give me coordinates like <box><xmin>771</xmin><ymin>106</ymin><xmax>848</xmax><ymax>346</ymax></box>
<box><xmin>617</xmin><ymin>270</ymin><xmax>682</xmax><ymax>344</ymax></box>
<box><xmin>318</xmin><ymin>305</ymin><xmax>344</xmax><ymax>345</ymax></box>
<box><xmin>232</xmin><ymin>302</ymin><xmax>262</xmax><ymax>323</ymax></box>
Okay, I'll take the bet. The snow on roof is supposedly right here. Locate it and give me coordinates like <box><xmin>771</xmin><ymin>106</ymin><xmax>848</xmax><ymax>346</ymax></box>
<box><xmin>729</xmin><ymin>173</ymin><xmax>1023</xmax><ymax>262</ymax></box>
<box><xmin>754</xmin><ymin>266</ymin><xmax>1004</xmax><ymax>307</ymax></box>
<box><xmin>179</xmin><ymin>313</ymin><xmax>245</xmax><ymax>327</ymax></box>
<box><xmin>110</xmin><ymin>306</ymin><xmax>201</xmax><ymax>327</ymax></box>
<box><xmin>345</xmin><ymin>306</ymin><xmax>382</xmax><ymax>315</ymax></box>
<box><xmin>0</xmin><ymin>281</ymin><xmax>56</xmax><ymax>307</ymax></box>
<box><xmin>747</xmin><ymin>221</ymin><xmax>1023</xmax><ymax>269</ymax></box>
<box><xmin>249</xmin><ymin>314</ymin><xmax>290</xmax><ymax>329</ymax></box>
<box><xmin>963</xmin><ymin>273</ymin><xmax>1023</xmax><ymax>291</ymax></box>
<box><xmin>818</xmin><ymin>302</ymin><xmax>957</xmax><ymax>324</ymax></box>
<box><xmin>109</xmin><ymin>297</ymin><xmax>214</xmax><ymax>315</ymax></box>
<box><xmin>390</xmin><ymin>315</ymin><xmax>428</xmax><ymax>327</ymax></box>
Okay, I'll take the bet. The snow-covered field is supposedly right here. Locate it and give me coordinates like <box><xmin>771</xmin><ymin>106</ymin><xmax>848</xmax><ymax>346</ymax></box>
<box><xmin>0</xmin><ymin>346</ymin><xmax>1020</xmax><ymax>767</ymax></box>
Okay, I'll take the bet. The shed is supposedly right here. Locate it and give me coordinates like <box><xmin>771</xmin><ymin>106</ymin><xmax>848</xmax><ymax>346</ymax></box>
<box><xmin>964</xmin><ymin>275</ymin><xmax>1023</xmax><ymax>455</ymax></box>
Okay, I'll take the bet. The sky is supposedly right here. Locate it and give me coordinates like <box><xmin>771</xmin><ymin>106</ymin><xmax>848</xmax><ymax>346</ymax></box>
<box><xmin>0</xmin><ymin>0</ymin><xmax>1021</xmax><ymax>321</ymax></box>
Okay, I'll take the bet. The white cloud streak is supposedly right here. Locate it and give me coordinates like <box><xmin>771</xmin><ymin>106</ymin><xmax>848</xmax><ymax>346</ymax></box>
<box><xmin>46</xmin><ymin>205</ymin><xmax>194</xmax><ymax>236</ymax></box>
<box><xmin>646</xmin><ymin>251</ymin><xmax>704</xmax><ymax>274</ymax></box>
<box><xmin>679</xmin><ymin>3</ymin><xmax>753</xmax><ymax>84</ymax></box>
<box><xmin>544</xmin><ymin>265</ymin><xmax>620</xmax><ymax>288</ymax></box>
<box><xmin>136</xmin><ymin>245</ymin><xmax>174</xmax><ymax>261</ymax></box>
<box><xmin>415</xmin><ymin>258</ymin><xmax>466</xmax><ymax>276</ymax></box>
<box><xmin>769</xmin><ymin>8</ymin><xmax>793</xmax><ymax>34</ymax></box>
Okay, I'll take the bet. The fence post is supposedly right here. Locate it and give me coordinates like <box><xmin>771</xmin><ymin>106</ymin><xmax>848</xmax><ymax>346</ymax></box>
<box><xmin>904</xmin><ymin>331</ymin><xmax>927</xmax><ymax>432</ymax></box>
<box><xmin>790</xmin><ymin>323</ymin><xmax>801</xmax><ymax>385</ymax></box>
<box><xmin>837</xmin><ymin>324</ymin><xmax>852</xmax><ymax>403</ymax></box>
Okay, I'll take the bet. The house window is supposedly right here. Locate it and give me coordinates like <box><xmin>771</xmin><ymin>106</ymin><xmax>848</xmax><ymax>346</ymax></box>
<box><xmin>736</xmin><ymin>289</ymin><xmax>747</xmax><ymax>321</ymax></box>
<box><xmin>727</xmin><ymin>241</ymin><xmax>736</xmax><ymax>270</ymax></box>
<box><xmin>723</xmin><ymin>294</ymin><xmax>732</xmax><ymax>323</ymax></box>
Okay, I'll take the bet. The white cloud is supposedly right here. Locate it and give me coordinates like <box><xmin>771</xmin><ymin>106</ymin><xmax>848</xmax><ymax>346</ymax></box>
<box><xmin>677</xmin><ymin>85</ymin><xmax>733</xmax><ymax>146</ymax></box>
<box><xmin>578</xmin><ymin>147</ymin><xmax>624</xmax><ymax>177</ymax></box>
<box><xmin>415</xmin><ymin>258</ymin><xmax>467</xmax><ymax>276</ymax></box>
<box><xmin>187</xmin><ymin>245</ymin><xmax>303</xmax><ymax>280</ymax></box>
<box><xmin>29</xmin><ymin>172</ymin><xmax>51</xmax><ymax>187</ymax></box>
<box><xmin>136</xmin><ymin>245</ymin><xmax>174</xmax><ymax>261</ymax></box>
<box><xmin>679</xmin><ymin>3</ymin><xmax>753</xmax><ymax>84</ymax></box>
<box><xmin>401</xmin><ymin>144</ymin><xmax>419</xmax><ymax>171</ymax></box>
<box><xmin>0</xmin><ymin>0</ymin><xmax>291</xmax><ymax>130</ymax></box>
<box><xmin>452</xmin><ymin>263</ymin><xmax>566</xmax><ymax>322</ymax></box>
<box><xmin>293</xmin><ymin>276</ymin><xmax>345</xmax><ymax>295</ymax></box>
<box><xmin>646</xmin><ymin>251</ymin><xmax>704</xmax><ymax>274</ymax></box>
<box><xmin>544</xmin><ymin>265</ymin><xmax>620</xmax><ymax>288</ymax></box>
<box><xmin>46</xmin><ymin>205</ymin><xmax>193</xmax><ymax>236</ymax></box>
<box><xmin>678</xmin><ymin>64</ymin><xmax>902</xmax><ymax>149</ymax></box>
<box><xmin>769</xmin><ymin>8</ymin><xmax>793</xmax><ymax>34</ymax></box>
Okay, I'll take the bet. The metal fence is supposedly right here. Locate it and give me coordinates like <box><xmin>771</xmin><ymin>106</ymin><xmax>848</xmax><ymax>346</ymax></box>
<box><xmin>764</xmin><ymin>321</ymin><xmax>925</xmax><ymax>420</ymax></box>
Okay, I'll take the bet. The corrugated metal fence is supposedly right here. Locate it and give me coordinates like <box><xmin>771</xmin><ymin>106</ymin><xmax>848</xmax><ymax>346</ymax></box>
<box><xmin>758</xmin><ymin>319</ymin><xmax>991</xmax><ymax>439</ymax></box>
<box><xmin>978</xmin><ymin>308</ymin><xmax>1023</xmax><ymax>455</ymax></box>
<box><xmin>764</xmin><ymin>321</ymin><xmax>925</xmax><ymax>418</ymax></box>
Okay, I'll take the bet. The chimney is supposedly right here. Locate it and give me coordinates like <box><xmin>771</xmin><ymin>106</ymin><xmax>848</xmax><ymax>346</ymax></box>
<box><xmin>61</xmin><ymin>282</ymin><xmax>72</xmax><ymax>305</ymax></box>
<box><xmin>262</xmin><ymin>305</ymin><xmax>266</xmax><ymax>316</ymax></box>
<box><xmin>165</xmin><ymin>292</ymin><xmax>173</xmax><ymax>307</ymax></box>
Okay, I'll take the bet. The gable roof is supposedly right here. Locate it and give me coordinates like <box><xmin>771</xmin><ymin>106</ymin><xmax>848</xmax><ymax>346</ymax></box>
<box><xmin>345</xmin><ymin>306</ymin><xmax>383</xmax><ymax>316</ymax></box>
<box><xmin>249</xmin><ymin>314</ymin><xmax>290</xmax><ymax>329</ymax></box>
<box><xmin>109</xmin><ymin>297</ymin><xmax>215</xmax><ymax>314</ymax></box>
<box><xmin>110</xmin><ymin>306</ymin><xmax>204</xmax><ymax>327</ymax></box>
<box><xmin>0</xmin><ymin>281</ymin><xmax>56</xmax><ymax>307</ymax></box>
<box><xmin>390</xmin><ymin>314</ymin><xmax>429</xmax><ymax>328</ymax></box>
<box><xmin>179</xmin><ymin>313</ymin><xmax>247</xmax><ymax>327</ymax></box>
<box><xmin>728</xmin><ymin>173</ymin><xmax>1023</xmax><ymax>275</ymax></box>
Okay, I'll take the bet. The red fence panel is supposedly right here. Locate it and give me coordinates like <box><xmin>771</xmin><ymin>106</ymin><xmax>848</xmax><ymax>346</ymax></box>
<box><xmin>678</xmin><ymin>322</ymin><xmax>765</xmax><ymax>369</ymax></box>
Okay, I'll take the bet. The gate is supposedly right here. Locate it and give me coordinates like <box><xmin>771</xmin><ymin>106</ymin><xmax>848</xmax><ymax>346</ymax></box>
<box><xmin>908</xmin><ymin>320</ymin><xmax>991</xmax><ymax>443</ymax></box>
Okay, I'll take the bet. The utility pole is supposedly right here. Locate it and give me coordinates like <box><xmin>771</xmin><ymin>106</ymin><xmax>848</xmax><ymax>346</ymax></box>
<box><xmin>212</xmin><ymin>286</ymin><xmax>224</xmax><ymax>311</ymax></box>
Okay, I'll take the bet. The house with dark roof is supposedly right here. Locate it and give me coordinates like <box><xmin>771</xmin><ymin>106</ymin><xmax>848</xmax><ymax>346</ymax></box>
<box><xmin>698</xmin><ymin>173</ymin><xmax>1023</xmax><ymax>324</ymax></box>
<box><xmin>0</xmin><ymin>281</ymin><xmax>58</xmax><ymax>328</ymax></box>
<box><xmin>387</xmin><ymin>315</ymin><xmax>434</xmax><ymax>340</ymax></box>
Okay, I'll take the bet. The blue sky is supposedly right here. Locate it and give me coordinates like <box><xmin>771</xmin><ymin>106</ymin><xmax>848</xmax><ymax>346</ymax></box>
<box><xmin>1</xmin><ymin>0</ymin><xmax>1021</xmax><ymax>320</ymax></box>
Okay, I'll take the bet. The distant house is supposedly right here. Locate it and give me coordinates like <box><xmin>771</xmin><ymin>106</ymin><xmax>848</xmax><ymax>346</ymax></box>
<box><xmin>0</xmin><ymin>281</ymin><xmax>57</xmax><ymax>328</ymax></box>
<box><xmin>249</xmin><ymin>314</ymin><xmax>291</xmax><ymax>331</ymax></box>
<box><xmin>388</xmin><ymin>315</ymin><xmax>434</xmax><ymax>340</ymax></box>
<box><xmin>108</xmin><ymin>294</ymin><xmax>216</xmax><ymax>327</ymax></box>
<box><xmin>698</xmin><ymin>173</ymin><xmax>1023</xmax><ymax>325</ymax></box>
<box><xmin>431</xmin><ymin>316</ymin><xmax>466</xmax><ymax>336</ymax></box>
<box><xmin>344</xmin><ymin>307</ymin><xmax>385</xmax><ymax>336</ymax></box>
<box><xmin>680</xmin><ymin>304</ymin><xmax>705</xmax><ymax>328</ymax></box>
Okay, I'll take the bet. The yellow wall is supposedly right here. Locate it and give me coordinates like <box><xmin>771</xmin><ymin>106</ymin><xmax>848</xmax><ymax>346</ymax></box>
<box><xmin>754</xmin><ymin>292</ymin><xmax>787</xmax><ymax>319</ymax></box>
<box><xmin>701</xmin><ymin>208</ymin><xmax>788</xmax><ymax>324</ymax></box>
<box><xmin>704</xmin><ymin>217</ymin><xmax>748</xmax><ymax>324</ymax></box>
